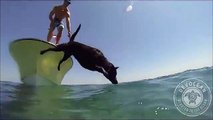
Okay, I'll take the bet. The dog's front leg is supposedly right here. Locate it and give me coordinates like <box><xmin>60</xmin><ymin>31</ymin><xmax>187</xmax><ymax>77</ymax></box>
<box><xmin>95</xmin><ymin>66</ymin><xmax>108</xmax><ymax>77</ymax></box>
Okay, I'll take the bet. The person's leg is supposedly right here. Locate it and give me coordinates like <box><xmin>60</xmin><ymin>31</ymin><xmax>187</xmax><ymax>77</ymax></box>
<box><xmin>55</xmin><ymin>25</ymin><xmax>64</xmax><ymax>45</ymax></box>
<box><xmin>47</xmin><ymin>23</ymin><xmax>55</xmax><ymax>42</ymax></box>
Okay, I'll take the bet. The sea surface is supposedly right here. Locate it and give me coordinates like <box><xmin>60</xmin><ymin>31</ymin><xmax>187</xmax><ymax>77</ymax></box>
<box><xmin>0</xmin><ymin>67</ymin><xmax>212</xmax><ymax>120</ymax></box>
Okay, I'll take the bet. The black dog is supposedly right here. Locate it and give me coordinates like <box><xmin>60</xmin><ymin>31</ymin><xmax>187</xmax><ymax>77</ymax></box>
<box><xmin>40</xmin><ymin>24</ymin><xmax>118</xmax><ymax>84</ymax></box>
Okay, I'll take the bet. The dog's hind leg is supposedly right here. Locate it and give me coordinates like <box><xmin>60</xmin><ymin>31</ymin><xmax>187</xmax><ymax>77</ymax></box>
<box><xmin>57</xmin><ymin>52</ymin><xmax>71</xmax><ymax>71</ymax></box>
<box><xmin>40</xmin><ymin>48</ymin><xmax>55</xmax><ymax>55</ymax></box>
<box><xmin>40</xmin><ymin>45</ymin><xmax>64</xmax><ymax>55</ymax></box>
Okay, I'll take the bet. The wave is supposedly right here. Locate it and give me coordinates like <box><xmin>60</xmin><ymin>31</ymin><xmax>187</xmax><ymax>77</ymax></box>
<box><xmin>0</xmin><ymin>66</ymin><xmax>212</xmax><ymax>119</ymax></box>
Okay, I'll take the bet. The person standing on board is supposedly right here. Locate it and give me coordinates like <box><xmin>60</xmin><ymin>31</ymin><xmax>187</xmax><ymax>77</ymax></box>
<box><xmin>47</xmin><ymin>0</ymin><xmax>71</xmax><ymax>45</ymax></box>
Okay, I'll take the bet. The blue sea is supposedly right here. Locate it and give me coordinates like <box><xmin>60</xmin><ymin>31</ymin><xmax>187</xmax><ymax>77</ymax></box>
<box><xmin>0</xmin><ymin>67</ymin><xmax>212</xmax><ymax>120</ymax></box>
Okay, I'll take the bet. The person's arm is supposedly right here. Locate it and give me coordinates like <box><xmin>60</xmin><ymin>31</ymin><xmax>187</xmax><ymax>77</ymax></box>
<box><xmin>49</xmin><ymin>7</ymin><xmax>55</xmax><ymax>21</ymax></box>
<box><xmin>66</xmin><ymin>10</ymin><xmax>71</xmax><ymax>38</ymax></box>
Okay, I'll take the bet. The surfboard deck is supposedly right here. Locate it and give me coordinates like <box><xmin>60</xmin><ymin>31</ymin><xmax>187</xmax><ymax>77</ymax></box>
<box><xmin>9</xmin><ymin>38</ymin><xmax>73</xmax><ymax>86</ymax></box>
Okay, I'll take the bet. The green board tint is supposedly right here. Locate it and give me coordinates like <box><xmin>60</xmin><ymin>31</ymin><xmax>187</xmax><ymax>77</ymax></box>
<box><xmin>9</xmin><ymin>38</ymin><xmax>72</xmax><ymax>85</ymax></box>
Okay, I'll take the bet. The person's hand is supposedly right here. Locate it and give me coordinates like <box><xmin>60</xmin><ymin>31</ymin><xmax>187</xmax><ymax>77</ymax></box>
<box><xmin>68</xmin><ymin>32</ymin><xmax>71</xmax><ymax>38</ymax></box>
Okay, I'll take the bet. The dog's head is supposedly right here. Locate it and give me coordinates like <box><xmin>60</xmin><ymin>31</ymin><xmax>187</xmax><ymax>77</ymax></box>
<box><xmin>107</xmin><ymin>65</ymin><xmax>119</xmax><ymax>84</ymax></box>
<box><xmin>70</xmin><ymin>24</ymin><xmax>81</xmax><ymax>42</ymax></box>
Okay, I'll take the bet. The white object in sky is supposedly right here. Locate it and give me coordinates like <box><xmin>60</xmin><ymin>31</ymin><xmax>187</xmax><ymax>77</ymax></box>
<box><xmin>126</xmin><ymin>5</ymin><xmax>133</xmax><ymax>12</ymax></box>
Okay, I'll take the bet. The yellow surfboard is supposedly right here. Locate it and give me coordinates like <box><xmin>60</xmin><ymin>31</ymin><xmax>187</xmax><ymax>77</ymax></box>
<box><xmin>9</xmin><ymin>38</ymin><xmax>72</xmax><ymax>86</ymax></box>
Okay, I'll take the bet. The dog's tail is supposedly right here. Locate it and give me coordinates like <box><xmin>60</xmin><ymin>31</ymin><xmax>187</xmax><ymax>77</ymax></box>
<box><xmin>70</xmin><ymin>24</ymin><xmax>81</xmax><ymax>42</ymax></box>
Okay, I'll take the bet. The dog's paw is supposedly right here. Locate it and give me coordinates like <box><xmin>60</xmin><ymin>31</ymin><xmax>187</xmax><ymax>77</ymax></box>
<box><xmin>57</xmin><ymin>66</ymin><xmax>61</xmax><ymax>71</ymax></box>
<box><xmin>40</xmin><ymin>51</ymin><xmax>44</xmax><ymax>55</ymax></box>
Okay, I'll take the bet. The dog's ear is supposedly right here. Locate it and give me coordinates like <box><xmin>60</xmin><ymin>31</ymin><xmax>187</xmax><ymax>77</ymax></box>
<box><xmin>70</xmin><ymin>24</ymin><xmax>81</xmax><ymax>42</ymax></box>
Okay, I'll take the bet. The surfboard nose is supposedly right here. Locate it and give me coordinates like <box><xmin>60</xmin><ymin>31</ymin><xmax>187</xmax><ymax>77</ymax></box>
<box><xmin>9</xmin><ymin>38</ymin><xmax>73</xmax><ymax>86</ymax></box>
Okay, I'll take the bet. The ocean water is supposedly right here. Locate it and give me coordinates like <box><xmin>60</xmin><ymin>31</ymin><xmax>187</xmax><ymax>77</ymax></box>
<box><xmin>0</xmin><ymin>67</ymin><xmax>212</xmax><ymax>120</ymax></box>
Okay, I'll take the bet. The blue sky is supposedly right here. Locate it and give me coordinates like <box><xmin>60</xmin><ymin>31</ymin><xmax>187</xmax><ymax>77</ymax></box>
<box><xmin>0</xmin><ymin>1</ymin><xmax>212</xmax><ymax>84</ymax></box>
